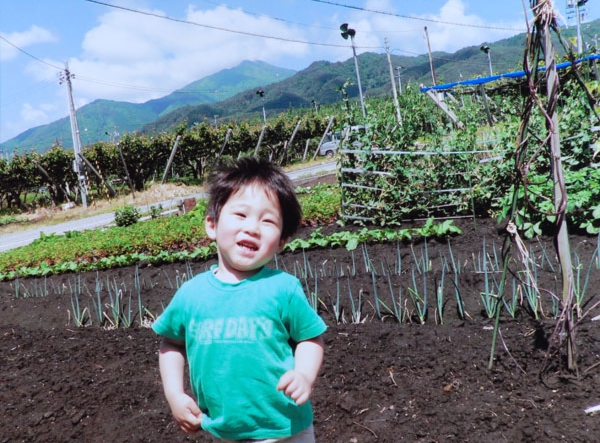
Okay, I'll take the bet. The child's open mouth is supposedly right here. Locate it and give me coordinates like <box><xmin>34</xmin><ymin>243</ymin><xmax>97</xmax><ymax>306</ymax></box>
<box><xmin>238</xmin><ymin>241</ymin><xmax>258</xmax><ymax>252</ymax></box>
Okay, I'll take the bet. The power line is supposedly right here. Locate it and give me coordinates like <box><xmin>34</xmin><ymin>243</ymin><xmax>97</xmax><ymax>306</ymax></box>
<box><xmin>0</xmin><ymin>79</ymin><xmax>58</xmax><ymax>110</ymax></box>
<box><xmin>0</xmin><ymin>35</ymin><xmax>235</xmax><ymax>96</ymax></box>
<box><xmin>306</xmin><ymin>0</ymin><xmax>526</xmax><ymax>32</ymax></box>
<box><xmin>200</xmin><ymin>0</ymin><xmax>430</xmax><ymax>37</ymax></box>
<box><xmin>0</xmin><ymin>35</ymin><xmax>63</xmax><ymax>70</ymax></box>
<box><xmin>197</xmin><ymin>0</ymin><xmax>341</xmax><ymax>32</ymax></box>
<box><xmin>83</xmin><ymin>0</ymin><xmax>380</xmax><ymax>49</ymax></box>
<box><xmin>2</xmin><ymin>1</ymin><xmax>531</xmax><ymax>106</ymax></box>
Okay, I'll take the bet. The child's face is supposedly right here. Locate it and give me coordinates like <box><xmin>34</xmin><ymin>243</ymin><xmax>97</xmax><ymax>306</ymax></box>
<box><xmin>205</xmin><ymin>184</ymin><xmax>286</xmax><ymax>282</ymax></box>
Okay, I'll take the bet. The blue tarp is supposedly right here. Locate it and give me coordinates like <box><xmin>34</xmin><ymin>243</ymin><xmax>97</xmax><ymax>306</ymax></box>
<box><xmin>420</xmin><ymin>54</ymin><xmax>600</xmax><ymax>92</ymax></box>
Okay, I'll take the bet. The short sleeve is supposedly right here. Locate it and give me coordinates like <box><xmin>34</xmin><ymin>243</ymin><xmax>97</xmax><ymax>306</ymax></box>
<box><xmin>152</xmin><ymin>287</ymin><xmax>188</xmax><ymax>341</ymax></box>
<box><xmin>285</xmin><ymin>278</ymin><xmax>327</xmax><ymax>342</ymax></box>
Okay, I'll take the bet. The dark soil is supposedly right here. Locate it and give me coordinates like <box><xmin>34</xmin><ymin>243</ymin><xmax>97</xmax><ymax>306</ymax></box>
<box><xmin>2</xmin><ymin>217</ymin><xmax>600</xmax><ymax>443</ymax></box>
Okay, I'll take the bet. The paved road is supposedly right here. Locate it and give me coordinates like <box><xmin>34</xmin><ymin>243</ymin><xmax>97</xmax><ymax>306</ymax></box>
<box><xmin>0</xmin><ymin>161</ymin><xmax>336</xmax><ymax>253</ymax></box>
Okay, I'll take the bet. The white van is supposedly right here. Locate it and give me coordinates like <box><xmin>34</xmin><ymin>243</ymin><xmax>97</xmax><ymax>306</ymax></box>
<box><xmin>319</xmin><ymin>125</ymin><xmax>366</xmax><ymax>157</ymax></box>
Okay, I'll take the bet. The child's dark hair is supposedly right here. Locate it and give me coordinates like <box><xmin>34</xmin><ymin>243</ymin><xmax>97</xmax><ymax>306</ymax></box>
<box><xmin>206</xmin><ymin>156</ymin><xmax>302</xmax><ymax>239</ymax></box>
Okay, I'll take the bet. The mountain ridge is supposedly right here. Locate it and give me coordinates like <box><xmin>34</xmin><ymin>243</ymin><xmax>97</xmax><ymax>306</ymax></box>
<box><xmin>3</xmin><ymin>18</ymin><xmax>597</xmax><ymax>154</ymax></box>
<box><xmin>1</xmin><ymin>60</ymin><xmax>296</xmax><ymax>154</ymax></box>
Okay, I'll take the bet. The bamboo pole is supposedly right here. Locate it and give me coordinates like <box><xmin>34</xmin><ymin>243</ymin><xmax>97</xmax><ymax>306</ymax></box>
<box><xmin>540</xmin><ymin>7</ymin><xmax>576</xmax><ymax>372</ymax></box>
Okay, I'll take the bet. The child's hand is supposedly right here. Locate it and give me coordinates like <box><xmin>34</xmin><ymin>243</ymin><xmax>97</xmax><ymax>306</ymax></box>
<box><xmin>168</xmin><ymin>392</ymin><xmax>203</xmax><ymax>434</ymax></box>
<box><xmin>277</xmin><ymin>370</ymin><xmax>313</xmax><ymax>405</ymax></box>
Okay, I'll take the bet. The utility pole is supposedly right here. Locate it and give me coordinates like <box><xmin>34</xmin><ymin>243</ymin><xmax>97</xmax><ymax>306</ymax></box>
<box><xmin>385</xmin><ymin>38</ymin><xmax>402</xmax><ymax>126</ymax></box>
<box><xmin>593</xmin><ymin>34</ymin><xmax>599</xmax><ymax>79</ymax></box>
<box><xmin>424</xmin><ymin>26</ymin><xmax>437</xmax><ymax>86</ymax></box>
<box><xmin>396</xmin><ymin>66</ymin><xmax>403</xmax><ymax>94</ymax></box>
<box><xmin>60</xmin><ymin>62</ymin><xmax>87</xmax><ymax>209</ymax></box>
<box><xmin>576</xmin><ymin>1</ymin><xmax>583</xmax><ymax>53</ymax></box>
<box><xmin>567</xmin><ymin>0</ymin><xmax>588</xmax><ymax>53</ymax></box>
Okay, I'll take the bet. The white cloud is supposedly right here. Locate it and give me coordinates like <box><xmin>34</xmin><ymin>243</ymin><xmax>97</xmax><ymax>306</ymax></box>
<box><xmin>0</xmin><ymin>102</ymin><xmax>61</xmax><ymax>143</ymax></box>
<box><xmin>53</xmin><ymin>4</ymin><xmax>323</xmax><ymax>106</ymax></box>
<box><xmin>0</xmin><ymin>26</ymin><xmax>57</xmax><ymax>61</ymax></box>
<box><xmin>320</xmin><ymin>0</ymin><xmax>526</xmax><ymax>58</ymax></box>
<box><xmin>413</xmin><ymin>0</ymin><xmax>526</xmax><ymax>53</ymax></box>
<box><xmin>10</xmin><ymin>1</ymin><xmax>526</xmax><ymax>109</ymax></box>
<box><xmin>20</xmin><ymin>102</ymin><xmax>53</xmax><ymax>125</ymax></box>
<box><xmin>1</xmin><ymin>1</ymin><xmax>534</xmax><ymax>143</ymax></box>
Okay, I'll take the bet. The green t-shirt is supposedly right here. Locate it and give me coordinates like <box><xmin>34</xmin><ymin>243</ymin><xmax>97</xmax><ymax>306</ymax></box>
<box><xmin>152</xmin><ymin>265</ymin><xmax>327</xmax><ymax>440</ymax></box>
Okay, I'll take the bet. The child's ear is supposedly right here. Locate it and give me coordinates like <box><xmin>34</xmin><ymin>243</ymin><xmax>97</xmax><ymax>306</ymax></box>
<box><xmin>205</xmin><ymin>216</ymin><xmax>217</xmax><ymax>240</ymax></box>
<box><xmin>278</xmin><ymin>237</ymin><xmax>289</xmax><ymax>252</ymax></box>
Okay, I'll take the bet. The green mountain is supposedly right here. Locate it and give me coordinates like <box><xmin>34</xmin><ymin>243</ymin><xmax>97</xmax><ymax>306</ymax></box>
<box><xmin>143</xmin><ymin>18</ymin><xmax>600</xmax><ymax>134</ymax></box>
<box><xmin>140</xmin><ymin>42</ymin><xmax>527</xmax><ymax>133</ymax></box>
<box><xmin>1</xmin><ymin>60</ymin><xmax>295</xmax><ymax>154</ymax></box>
<box><xmin>3</xmin><ymin>18</ymin><xmax>599</xmax><ymax>153</ymax></box>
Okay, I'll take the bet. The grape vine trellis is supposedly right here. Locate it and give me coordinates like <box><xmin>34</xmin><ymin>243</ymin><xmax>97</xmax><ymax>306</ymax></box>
<box><xmin>332</xmin><ymin>1</ymin><xmax>600</xmax><ymax>375</ymax></box>
<box><xmin>497</xmin><ymin>0</ymin><xmax>600</xmax><ymax>375</ymax></box>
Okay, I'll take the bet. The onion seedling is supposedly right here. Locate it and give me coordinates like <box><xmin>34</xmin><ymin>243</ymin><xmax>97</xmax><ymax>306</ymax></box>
<box><xmin>502</xmin><ymin>278</ymin><xmax>518</xmax><ymax>318</ymax></box>
<box><xmin>573</xmin><ymin>249</ymin><xmax>597</xmax><ymax>318</ymax></box>
<box><xmin>386</xmin><ymin>273</ymin><xmax>403</xmax><ymax>323</ymax></box>
<box><xmin>371</xmin><ymin>270</ymin><xmax>382</xmax><ymax>319</ymax></box>
<box><xmin>395</xmin><ymin>242</ymin><xmax>402</xmax><ymax>275</ymax></box>
<box><xmin>92</xmin><ymin>272</ymin><xmax>105</xmax><ymax>326</ymax></box>
<box><xmin>480</xmin><ymin>238</ymin><xmax>500</xmax><ymax>319</ymax></box>
<box><xmin>69</xmin><ymin>292</ymin><xmax>89</xmax><ymax>327</ymax></box>
<box><xmin>435</xmin><ymin>266</ymin><xmax>446</xmax><ymax>325</ymax></box>
<box><xmin>347</xmin><ymin>276</ymin><xmax>364</xmax><ymax>323</ymax></box>
<box><xmin>408</xmin><ymin>268</ymin><xmax>427</xmax><ymax>324</ymax></box>
<box><xmin>330</xmin><ymin>276</ymin><xmax>342</xmax><ymax>323</ymax></box>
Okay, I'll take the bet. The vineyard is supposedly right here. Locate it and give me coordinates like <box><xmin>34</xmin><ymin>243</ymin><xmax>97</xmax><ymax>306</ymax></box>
<box><xmin>2</xmin><ymin>58</ymin><xmax>600</xmax><ymax>235</ymax></box>
<box><xmin>3</xmin><ymin>4</ymin><xmax>600</xmax><ymax>441</ymax></box>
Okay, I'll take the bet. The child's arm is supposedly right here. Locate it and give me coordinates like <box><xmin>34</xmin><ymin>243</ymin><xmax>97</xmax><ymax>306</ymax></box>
<box><xmin>277</xmin><ymin>335</ymin><xmax>325</xmax><ymax>405</ymax></box>
<box><xmin>158</xmin><ymin>337</ymin><xmax>202</xmax><ymax>434</ymax></box>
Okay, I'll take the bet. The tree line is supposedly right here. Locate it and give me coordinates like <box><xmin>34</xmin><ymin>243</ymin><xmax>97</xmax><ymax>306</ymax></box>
<box><xmin>0</xmin><ymin>114</ymin><xmax>334</xmax><ymax>211</ymax></box>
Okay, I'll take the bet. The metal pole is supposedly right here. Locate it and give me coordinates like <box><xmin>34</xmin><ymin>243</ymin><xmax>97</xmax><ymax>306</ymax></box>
<box><xmin>593</xmin><ymin>34</ymin><xmax>599</xmax><ymax>79</ymax></box>
<box><xmin>424</xmin><ymin>26</ymin><xmax>437</xmax><ymax>86</ymax></box>
<box><xmin>480</xmin><ymin>46</ymin><xmax>493</xmax><ymax>76</ymax></box>
<box><xmin>350</xmin><ymin>34</ymin><xmax>366</xmax><ymax>118</ymax></box>
<box><xmin>385</xmin><ymin>38</ymin><xmax>402</xmax><ymax>126</ymax></box>
<box><xmin>161</xmin><ymin>135</ymin><xmax>181</xmax><ymax>185</ymax></box>
<box><xmin>254</xmin><ymin>125</ymin><xmax>267</xmax><ymax>156</ymax></box>
<box><xmin>396</xmin><ymin>67</ymin><xmax>403</xmax><ymax>94</ymax></box>
<box><xmin>576</xmin><ymin>2</ymin><xmax>583</xmax><ymax>53</ymax></box>
<box><xmin>312</xmin><ymin>115</ymin><xmax>335</xmax><ymax>161</ymax></box>
<box><xmin>117</xmin><ymin>142</ymin><xmax>135</xmax><ymax>198</ymax></box>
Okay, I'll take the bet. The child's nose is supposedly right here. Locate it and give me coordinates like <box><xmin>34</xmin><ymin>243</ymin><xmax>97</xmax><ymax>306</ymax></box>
<box><xmin>242</xmin><ymin>217</ymin><xmax>260</xmax><ymax>234</ymax></box>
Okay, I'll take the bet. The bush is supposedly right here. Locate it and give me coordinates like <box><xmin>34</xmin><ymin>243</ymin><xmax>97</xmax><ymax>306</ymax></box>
<box><xmin>149</xmin><ymin>204</ymin><xmax>163</xmax><ymax>219</ymax></box>
<box><xmin>114</xmin><ymin>205</ymin><xmax>141</xmax><ymax>227</ymax></box>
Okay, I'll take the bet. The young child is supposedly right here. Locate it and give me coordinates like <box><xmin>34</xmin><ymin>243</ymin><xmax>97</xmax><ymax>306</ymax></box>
<box><xmin>152</xmin><ymin>156</ymin><xmax>327</xmax><ymax>442</ymax></box>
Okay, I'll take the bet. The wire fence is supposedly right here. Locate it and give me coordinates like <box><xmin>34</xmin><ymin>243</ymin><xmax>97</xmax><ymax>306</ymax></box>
<box><xmin>339</xmin><ymin>139</ymin><xmax>505</xmax><ymax>224</ymax></box>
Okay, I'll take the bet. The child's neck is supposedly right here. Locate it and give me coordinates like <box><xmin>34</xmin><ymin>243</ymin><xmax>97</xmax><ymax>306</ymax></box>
<box><xmin>212</xmin><ymin>265</ymin><xmax>263</xmax><ymax>283</ymax></box>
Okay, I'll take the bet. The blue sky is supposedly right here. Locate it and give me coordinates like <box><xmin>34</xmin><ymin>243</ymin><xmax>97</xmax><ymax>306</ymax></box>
<box><xmin>0</xmin><ymin>0</ymin><xmax>597</xmax><ymax>144</ymax></box>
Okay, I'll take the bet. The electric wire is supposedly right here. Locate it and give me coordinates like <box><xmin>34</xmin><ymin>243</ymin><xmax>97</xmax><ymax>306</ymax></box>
<box><xmin>83</xmin><ymin>0</ymin><xmax>380</xmax><ymax>49</ymax></box>
<box><xmin>305</xmin><ymin>0</ymin><xmax>527</xmax><ymax>32</ymax></box>
<box><xmin>0</xmin><ymin>35</ymin><xmax>63</xmax><ymax>70</ymax></box>
<box><xmin>0</xmin><ymin>35</ymin><xmax>228</xmax><ymax>96</ymax></box>
<box><xmin>1</xmin><ymin>0</ymin><xmax>548</xmax><ymax>137</ymax></box>
<box><xmin>197</xmin><ymin>0</ymin><xmax>340</xmax><ymax>32</ymax></box>
<box><xmin>197</xmin><ymin>0</ymin><xmax>423</xmax><ymax>35</ymax></box>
